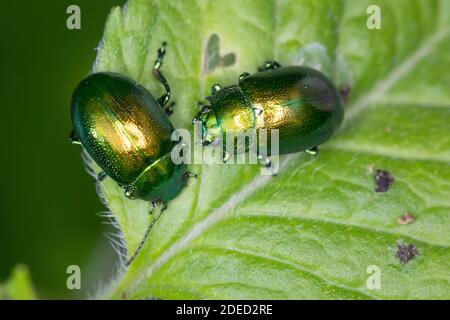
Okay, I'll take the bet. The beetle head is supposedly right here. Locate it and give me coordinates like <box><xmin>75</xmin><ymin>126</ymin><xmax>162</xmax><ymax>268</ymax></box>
<box><xmin>192</xmin><ymin>107</ymin><xmax>221</xmax><ymax>146</ymax></box>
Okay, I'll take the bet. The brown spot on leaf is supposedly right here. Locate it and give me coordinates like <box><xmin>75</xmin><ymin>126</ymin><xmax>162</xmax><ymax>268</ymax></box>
<box><xmin>203</xmin><ymin>33</ymin><xmax>236</xmax><ymax>73</ymax></box>
<box><xmin>396</xmin><ymin>243</ymin><xmax>419</xmax><ymax>264</ymax></box>
<box><xmin>374</xmin><ymin>169</ymin><xmax>394</xmax><ymax>192</ymax></box>
<box><xmin>397</xmin><ymin>213</ymin><xmax>415</xmax><ymax>225</ymax></box>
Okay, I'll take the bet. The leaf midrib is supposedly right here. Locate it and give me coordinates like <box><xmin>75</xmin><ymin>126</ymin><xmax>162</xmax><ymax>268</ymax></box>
<box><xmin>341</xmin><ymin>26</ymin><xmax>450</xmax><ymax>129</ymax></box>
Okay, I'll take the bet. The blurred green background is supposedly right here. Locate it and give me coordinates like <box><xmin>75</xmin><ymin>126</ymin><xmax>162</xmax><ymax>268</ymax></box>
<box><xmin>0</xmin><ymin>1</ymin><xmax>124</xmax><ymax>298</ymax></box>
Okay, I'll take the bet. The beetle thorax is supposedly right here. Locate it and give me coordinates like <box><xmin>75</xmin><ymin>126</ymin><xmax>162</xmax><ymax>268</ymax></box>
<box><xmin>195</xmin><ymin>85</ymin><xmax>255</xmax><ymax>146</ymax></box>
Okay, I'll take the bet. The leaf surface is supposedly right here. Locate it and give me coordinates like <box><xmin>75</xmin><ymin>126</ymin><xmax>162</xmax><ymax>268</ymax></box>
<box><xmin>91</xmin><ymin>0</ymin><xmax>450</xmax><ymax>299</ymax></box>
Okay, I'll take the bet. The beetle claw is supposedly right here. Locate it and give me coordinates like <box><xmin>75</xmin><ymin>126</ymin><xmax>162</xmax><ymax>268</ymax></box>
<box><xmin>164</xmin><ymin>101</ymin><xmax>175</xmax><ymax>116</ymax></box>
<box><xmin>305</xmin><ymin>146</ymin><xmax>319</xmax><ymax>156</ymax></box>
<box><xmin>258</xmin><ymin>155</ymin><xmax>272</xmax><ymax>168</ymax></box>
<box><xmin>69</xmin><ymin>129</ymin><xmax>81</xmax><ymax>145</ymax></box>
<box><xmin>258</xmin><ymin>60</ymin><xmax>282</xmax><ymax>72</ymax></box>
<box><xmin>181</xmin><ymin>172</ymin><xmax>197</xmax><ymax>184</ymax></box>
<box><xmin>96</xmin><ymin>171</ymin><xmax>107</xmax><ymax>182</ymax></box>
<box><xmin>151</xmin><ymin>196</ymin><xmax>163</xmax><ymax>208</ymax></box>
<box><xmin>239</xmin><ymin>72</ymin><xmax>250</xmax><ymax>81</ymax></box>
<box><xmin>211</xmin><ymin>83</ymin><xmax>222</xmax><ymax>95</ymax></box>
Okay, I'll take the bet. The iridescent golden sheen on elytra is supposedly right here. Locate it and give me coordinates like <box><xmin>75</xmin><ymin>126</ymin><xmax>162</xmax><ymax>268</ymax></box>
<box><xmin>197</xmin><ymin>66</ymin><xmax>344</xmax><ymax>155</ymax></box>
<box><xmin>71</xmin><ymin>72</ymin><xmax>185</xmax><ymax>200</ymax></box>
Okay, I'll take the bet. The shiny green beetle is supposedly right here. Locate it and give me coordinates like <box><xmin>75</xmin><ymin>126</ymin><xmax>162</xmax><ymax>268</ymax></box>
<box><xmin>70</xmin><ymin>43</ymin><xmax>194</xmax><ymax>265</ymax></box>
<box><xmin>193</xmin><ymin>60</ymin><xmax>345</xmax><ymax>164</ymax></box>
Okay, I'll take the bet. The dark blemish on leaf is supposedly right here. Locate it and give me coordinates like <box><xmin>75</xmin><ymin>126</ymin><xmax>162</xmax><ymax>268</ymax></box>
<box><xmin>203</xmin><ymin>33</ymin><xmax>236</xmax><ymax>73</ymax></box>
<box><xmin>205</xmin><ymin>34</ymin><xmax>220</xmax><ymax>72</ymax></box>
<box><xmin>397</xmin><ymin>213</ymin><xmax>415</xmax><ymax>225</ymax></box>
<box><xmin>374</xmin><ymin>169</ymin><xmax>394</xmax><ymax>192</ymax></box>
<box><xmin>222</xmin><ymin>52</ymin><xmax>236</xmax><ymax>67</ymax></box>
<box><xmin>338</xmin><ymin>84</ymin><xmax>351</xmax><ymax>105</ymax></box>
<box><xmin>396</xmin><ymin>243</ymin><xmax>419</xmax><ymax>264</ymax></box>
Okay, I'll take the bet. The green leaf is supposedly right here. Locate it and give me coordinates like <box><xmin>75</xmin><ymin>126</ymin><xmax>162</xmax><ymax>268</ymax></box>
<box><xmin>0</xmin><ymin>265</ymin><xmax>37</xmax><ymax>300</ymax></box>
<box><xmin>91</xmin><ymin>0</ymin><xmax>450</xmax><ymax>299</ymax></box>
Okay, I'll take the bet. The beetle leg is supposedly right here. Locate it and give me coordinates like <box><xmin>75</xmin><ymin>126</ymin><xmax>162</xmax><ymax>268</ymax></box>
<box><xmin>126</xmin><ymin>198</ymin><xmax>167</xmax><ymax>266</ymax></box>
<box><xmin>339</xmin><ymin>84</ymin><xmax>351</xmax><ymax>105</ymax></box>
<box><xmin>96</xmin><ymin>171</ymin><xmax>107</xmax><ymax>182</ymax></box>
<box><xmin>305</xmin><ymin>146</ymin><xmax>319</xmax><ymax>156</ymax></box>
<box><xmin>69</xmin><ymin>129</ymin><xmax>81</xmax><ymax>145</ymax></box>
<box><xmin>164</xmin><ymin>101</ymin><xmax>175</xmax><ymax>116</ymax></box>
<box><xmin>222</xmin><ymin>151</ymin><xmax>231</xmax><ymax>163</ymax></box>
<box><xmin>192</xmin><ymin>104</ymin><xmax>211</xmax><ymax>124</ymax></box>
<box><xmin>150</xmin><ymin>197</ymin><xmax>167</xmax><ymax>211</ymax></box>
<box><xmin>258</xmin><ymin>60</ymin><xmax>282</xmax><ymax>72</ymax></box>
<box><xmin>258</xmin><ymin>155</ymin><xmax>272</xmax><ymax>168</ymax></box>
<box><xmin>181</xmin><ymin>172</ymin><xmax>197</xmax><ymax>184</ymax></box>
<box><xmin>239</xmin><ymin>72</ymin><xmax>250</xmax><ymax>81</ymax></box>
<box><xmin>153</xmin><ymin>42</ymin><xmax>171</xmax><ymax>108</ymax></box>
<box><xmin>211</xmin><ymin>83</ymin><xmax>222</xmax><ymax>95</ymax></box>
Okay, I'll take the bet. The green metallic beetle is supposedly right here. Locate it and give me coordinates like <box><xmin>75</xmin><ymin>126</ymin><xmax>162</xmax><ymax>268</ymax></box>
<box><xmin>193</xmin><ymin>60</ymin><xmax>345</xmax><ymax>165</ymax></box>
<box><xmin>70</xmin><ymin>43</ymin><xmax>195</xmax><ymax>265</ymax></box>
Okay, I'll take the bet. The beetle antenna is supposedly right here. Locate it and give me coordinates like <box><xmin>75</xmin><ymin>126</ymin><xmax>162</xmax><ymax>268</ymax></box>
<box><xmin>126</xmin><ymin>202</ymin><xmax>167</xmax><ymax>266</ymax></box>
